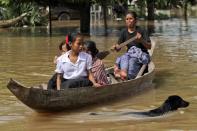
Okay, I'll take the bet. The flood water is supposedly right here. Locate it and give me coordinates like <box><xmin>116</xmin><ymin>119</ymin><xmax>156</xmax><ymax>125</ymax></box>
<box><xmin>0</xmin><ymin>17</ymin><xmax>197</xmax><ymax>130</ymax></box>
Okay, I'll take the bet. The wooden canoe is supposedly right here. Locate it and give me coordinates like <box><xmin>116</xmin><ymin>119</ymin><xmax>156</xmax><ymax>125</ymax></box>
<box><xmin>7</xmin><ymin>40</ymin><xmax>156</xmax><ymax>112</ymax></box>
<box><xmin>0</xmin><ymin>13</ymin><xmax>27</xmax><ymax>28</ymax></box>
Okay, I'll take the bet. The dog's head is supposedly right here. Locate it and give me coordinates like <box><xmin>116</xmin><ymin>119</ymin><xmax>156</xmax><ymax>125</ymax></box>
<box><xmin>164</xmin><ymin>95</ymin><xmax>189</xmax><ymax>111</ymax></box>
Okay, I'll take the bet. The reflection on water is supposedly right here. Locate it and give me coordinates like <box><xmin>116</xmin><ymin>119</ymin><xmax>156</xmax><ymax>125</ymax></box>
<box><xmin>0</xmin><ymin>17</ymin><xmax>197</xmax><ymax>130</ymax></box>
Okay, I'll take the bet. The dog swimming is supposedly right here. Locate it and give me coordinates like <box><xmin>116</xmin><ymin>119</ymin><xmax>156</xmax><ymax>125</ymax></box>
<box><xmin>90</xmin><ymin>95</ymin><xmax>189</xmax><ymax>117</ymax></box>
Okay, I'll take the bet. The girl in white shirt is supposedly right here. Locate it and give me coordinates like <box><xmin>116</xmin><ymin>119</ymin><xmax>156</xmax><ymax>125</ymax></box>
<box><xmin>55</xmin><ymin>33</ymin><xmax>101</xmax><ymax>90</ymax></box>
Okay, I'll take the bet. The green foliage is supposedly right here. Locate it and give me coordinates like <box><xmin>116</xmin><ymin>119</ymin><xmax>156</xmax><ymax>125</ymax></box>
<box><xmin>0</xmin><ymin>0</ymin><xmax>10</xmax><ymax>6</ymax></box>
<box><xmin>0</xmin><ymin>1</ymin><xmax>48</xmax><ymax>26</ymax></box>
<box><xmin>0</xmin><ymin>7</ymin><xmax>6</xmax><ymax>19</ymax></box>
<box><xmin>154</xmin><ymin>0</ymin><xmax>196</xmax><ymax>9</ymax></box>
<box><xmin>155</xmin><ymin>0</ymin><xmax>169</xmax><ymax>9</ymax></box>
<box><xmin>15</xmin><ymin>2</ymin><xmax>48</xmax><ymax>26</ymax></box>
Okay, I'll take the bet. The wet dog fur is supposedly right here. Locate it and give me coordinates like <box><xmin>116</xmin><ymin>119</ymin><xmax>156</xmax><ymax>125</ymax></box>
<box><xmin>90</xmin><ymin>95</ymin><xmax>189</xmax><ymax>117</ymax></box>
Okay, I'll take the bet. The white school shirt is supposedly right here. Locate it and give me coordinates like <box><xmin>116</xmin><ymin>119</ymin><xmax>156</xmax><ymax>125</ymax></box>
<box><xmin>55</xmin><ymin>51</ymin><xmax>92</xmax><ymax>79</ymax></box>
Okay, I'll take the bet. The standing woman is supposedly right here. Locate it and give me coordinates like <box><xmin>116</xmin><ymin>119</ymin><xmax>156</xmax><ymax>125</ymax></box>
<box><xmin>55</xmin><ymin>33</ymin><xmax>101</xmax><ymax>90</ymax></box>
<box><xmin>112</xmin><ymin>11</ymin><xmax>152</xmax><ymax>80</ymax></box>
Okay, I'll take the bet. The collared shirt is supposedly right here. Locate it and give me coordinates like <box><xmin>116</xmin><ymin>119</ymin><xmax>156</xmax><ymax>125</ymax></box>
<box><xmin>55</xmin><ymin>51</ymin><xmax>92</xmax><ymax>79</ymax></box>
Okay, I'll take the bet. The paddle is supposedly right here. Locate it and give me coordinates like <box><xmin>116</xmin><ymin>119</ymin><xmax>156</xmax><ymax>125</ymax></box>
<box><xmin>96</xmin><ymin>35</ymin><xmax>137</xmax><ymax>60</ymax></box>
<box><xmin>135</xmin><ymin>38</ymin><xmax>156</xmax><ymax>78</ymax></box>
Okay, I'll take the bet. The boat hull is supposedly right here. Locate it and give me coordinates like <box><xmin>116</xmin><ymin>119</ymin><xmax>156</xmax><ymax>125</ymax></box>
<box><xmin>7</xmin><ymin>62</ymin><xmax>155</xmax><ymax>112</ymax></box>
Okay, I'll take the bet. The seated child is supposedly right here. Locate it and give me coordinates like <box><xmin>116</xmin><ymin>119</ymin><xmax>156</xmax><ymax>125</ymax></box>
<box><xmin>84</xmin><ymin>40</ymin><xmax>109</xmax><ymax>86</ymax></box>
<box><xmin>47</xmin><ymin>36</ymin><xmax>71</xmax><ymax>89</ymax></box>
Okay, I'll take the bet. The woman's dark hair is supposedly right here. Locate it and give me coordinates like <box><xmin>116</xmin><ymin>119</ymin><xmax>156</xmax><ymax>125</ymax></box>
<box><xmin>84</xmin><ymin>40</ymin><xmax>99</xmax><ymax>58</ymax></box>
<box><xmin>65</xmin><ymin>32</ymin><xmax>82</xmax><ymax>45</ymax></box>
<box><xmin>126</xmin><ymin>11</ymin><xmax>137</xmax><ymax>20</ymax></box>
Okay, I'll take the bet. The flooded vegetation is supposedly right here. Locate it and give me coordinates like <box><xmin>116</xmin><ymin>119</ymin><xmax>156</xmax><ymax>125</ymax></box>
<box><xmin>0</xmin><ymin>16</ymin><xmax>197</xmax><ymax>130</ymax></box>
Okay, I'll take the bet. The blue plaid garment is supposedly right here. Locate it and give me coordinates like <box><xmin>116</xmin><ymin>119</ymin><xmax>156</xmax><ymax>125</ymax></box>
<box><xmin>115</xmin><ymin>46</ymin><xmax>150</xmax><ymax>79</ymax></box>
<box><xmin>127</xmin><ymin>46</ymin><xmax>150</xmax><ymax>64</ymax></box>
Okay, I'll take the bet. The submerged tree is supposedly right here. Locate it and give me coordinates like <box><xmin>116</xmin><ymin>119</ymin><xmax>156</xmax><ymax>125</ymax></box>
<box><xmin>0</xmin><ymin>0</ymin><xmax>48</xmax><ymax>26</ymax></box>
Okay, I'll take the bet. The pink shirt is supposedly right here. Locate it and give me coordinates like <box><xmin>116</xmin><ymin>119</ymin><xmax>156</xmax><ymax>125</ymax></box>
<box><xmin>91</xmin><ymin>58</ymin><xmax>109</xmax><ymax>85</ymax></box>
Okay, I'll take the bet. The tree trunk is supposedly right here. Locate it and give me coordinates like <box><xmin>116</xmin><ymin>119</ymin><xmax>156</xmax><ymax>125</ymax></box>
<box><xmin>48</xmin><ymin>0</ymin><xmax>52</xmax><ymax>37</ymax></box>
<box><xmin>147</xmin><ymin>21</ymin><xmax>155</xmax><ymax>36</ymax></box>
<box><xmin>80</xmin><ymin>2</ymin><xmax>90</xmax><ymax>35</ymax></box>
<box><xmin>184</xmin><ymin>1</ymin><xmax>188</xmax><ymax>20</ymax></box>
<box><xmin>101</xmin><ymin>2</ymin><xmax>108</xmax><ymax>36</ymax></box>
<box><xmin>146</xmin><ymin>0</ymin><xmax>155</xmax><ymax>20</ymax></box>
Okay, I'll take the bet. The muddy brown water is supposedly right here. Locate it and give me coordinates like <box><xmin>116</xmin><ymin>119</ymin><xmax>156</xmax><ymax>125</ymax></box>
<box><xmin>0</xmin><ymin>19</ymin><xmax>197</xmax><ymax>130</ymax></box>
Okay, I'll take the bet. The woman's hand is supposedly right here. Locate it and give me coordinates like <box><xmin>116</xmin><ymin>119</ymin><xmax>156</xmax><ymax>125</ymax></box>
<box><xmin>88</xmin><ymin>70</ymin><xmax>102</xmax><ymax>88</ymax></box>
<box><xmin>93</xmin><ymin>82</ymin><xmax>102</xmax><ymax>87</ymax></box>
<box><xmin>110</xmin><ymin>44</ymin><xmax>121</xmax><ymax>52</ymax></box>
<box><xmin>135</xmin><ymin>32</ymin><xmax>143</xmax><ymax>43</ymax></box>
<box><xmin>135</xmin><ymin>32</ymin><xmax>151</xmax><ymax>49</ymax></box>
